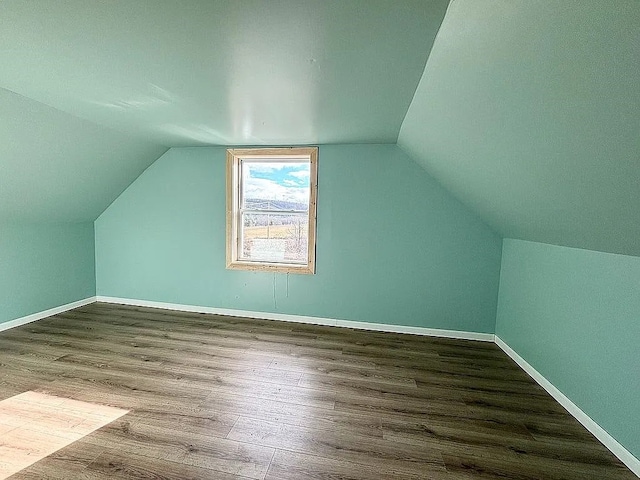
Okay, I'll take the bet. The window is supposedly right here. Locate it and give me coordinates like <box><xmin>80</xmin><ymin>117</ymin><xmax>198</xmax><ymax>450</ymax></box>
<box><xmin>226</xmin><ymin>147</ymin><xmax>318</xmax><ymax>274</ymax></box>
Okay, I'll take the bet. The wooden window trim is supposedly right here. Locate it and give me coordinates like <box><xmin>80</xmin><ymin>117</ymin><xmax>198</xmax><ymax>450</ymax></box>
<box><xmin>226</xmin><ymin>147</ymin><xmax>318</xmax><ymax>274</ymax></box>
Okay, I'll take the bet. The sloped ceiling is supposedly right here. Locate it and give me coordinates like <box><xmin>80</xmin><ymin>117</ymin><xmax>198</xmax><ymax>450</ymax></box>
<box><xmin>0</xmin><ymin>0</ymin><xmax>447</xmax><ymax>146</ymax></box>
<box><xmin>0</xmin><ymin>0</ymin><xmax>447</xmax><ymax>222</ymax></box>
<box><xmin>2</xmin><ymin>0</ymin><xmax>639</xmax><ymax>258</ymax></box>
<box><xmin>0</xmin><ymin>87</ymin><xmax>166</xmax><ymax>222</ymax></box>
<box><xmin>399</xmin><ymin>0</ymin><xmax>640</xmax><ymax>257</ymax></box>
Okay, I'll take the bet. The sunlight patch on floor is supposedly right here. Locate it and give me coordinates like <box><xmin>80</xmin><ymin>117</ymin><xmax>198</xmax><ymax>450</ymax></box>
<box><xmin>0</xmin><ymin>391</ymin><xmax>128</xmax><ymax>479</ymax></box>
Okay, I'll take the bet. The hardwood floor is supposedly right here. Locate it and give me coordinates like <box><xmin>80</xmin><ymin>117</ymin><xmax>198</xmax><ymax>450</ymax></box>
<box><xmin>0</xmin><ymin>391</ymin><xmax>128</xmax><ymax>478</ymax></box>
<box><xmin>0</xmin><ymin>303</ymin><xmax>635</xmax><ymax>479</ymax></box>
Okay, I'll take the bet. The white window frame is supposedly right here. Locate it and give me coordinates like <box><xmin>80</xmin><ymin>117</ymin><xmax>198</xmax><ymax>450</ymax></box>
<box><xmin>226</xmin><ymin>147</ymin><xmax>318</xmax><ymax>274</ymax></box>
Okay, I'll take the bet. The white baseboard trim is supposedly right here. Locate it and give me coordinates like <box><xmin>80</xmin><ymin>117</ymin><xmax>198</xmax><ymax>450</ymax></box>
<box><xmin>0</xmin><ymin>296</ymin><xmax>97</xmax><ymax>333</ymax></box>
<box><xmin>495</xmin><ymin>336</ymin><xmax>640</xmax><ymax>477</ymax></box>
<box><xmin>95</xmin><ymin>296</ymin><xmax>495</xmax><ymax>342</ymax></box>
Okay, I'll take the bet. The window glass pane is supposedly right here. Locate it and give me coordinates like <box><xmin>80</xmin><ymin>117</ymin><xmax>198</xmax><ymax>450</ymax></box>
<box><xmin>241</xmin><ymin>212</ymin><xmax>309</xmax><ymax>264</ymax></box>
<box><xmin>242</xmin><ymin>161</ymin><xmax>310</xmax><ymax>212</ymax></box>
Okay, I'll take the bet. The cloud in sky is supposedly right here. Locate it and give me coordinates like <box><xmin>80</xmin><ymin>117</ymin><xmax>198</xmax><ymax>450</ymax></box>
<box><xmin>244</xmin><ymin>177</ymin><xmax>309</xmax><ymax>204</ymax></box>
<box><xmin>288</xmin><ymin>170</ymin><xmax>310</xmax><ymax>179</ymax></box>
<box><xmin>246</xmin><ymin>162</ymin><xmax>296</xmax><ymax>173</ymax></box>
<box><xmin>243</xmin><ymin>162</ymin><xmax>310</xmax><ymax>204</ymax></box>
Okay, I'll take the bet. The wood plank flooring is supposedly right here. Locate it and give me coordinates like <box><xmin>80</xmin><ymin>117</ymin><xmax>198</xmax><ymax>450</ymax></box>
<box><xmin>0</xmin><ymin>303</ymin><xmax>635</xmax><ymax>479</ymax></box>
<box><xmin>0</xmin><ymin>391</ymin><xmax>128</xmax><ymax>478</ymax></box>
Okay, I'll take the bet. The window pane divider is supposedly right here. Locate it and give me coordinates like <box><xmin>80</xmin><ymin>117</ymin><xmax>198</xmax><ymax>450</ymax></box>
<box><xmin>240</xmin><ymin>209</ymin><xmax>307</xmax><ymax>215</ymax></box>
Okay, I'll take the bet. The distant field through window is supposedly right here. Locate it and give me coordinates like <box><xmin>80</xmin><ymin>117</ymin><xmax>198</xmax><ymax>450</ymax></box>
<box><xmin>226</xmin><ymin>147</ymin><xmax>318</xmax><ymax>274</ymax></box>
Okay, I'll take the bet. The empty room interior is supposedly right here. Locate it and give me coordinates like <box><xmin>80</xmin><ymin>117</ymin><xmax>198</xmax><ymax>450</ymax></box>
<box><xmin>0</xmin><ymin>1</ymin><xmax>638</xmax><ymax>479</ymax></box>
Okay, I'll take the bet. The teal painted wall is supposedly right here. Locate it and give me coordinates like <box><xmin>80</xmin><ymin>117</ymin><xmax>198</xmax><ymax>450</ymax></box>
<box><xmin>399</xmin><ymin>0</ymin><xmax>640</xmax><ymax>257</ymax></box>
<box><xmin>96</xmin><ymin>144</ymin><xmax>502</xmax><ymax>333</ymax></box>
<box><xmin>0</xmin><ymin>222</ymin><xmax>96</xmax><ymax>324</ymax></box>
<box><xmin>496</xmin><ymin>239</ymin><xmax>640</xmax><ymax>459</ymax></box>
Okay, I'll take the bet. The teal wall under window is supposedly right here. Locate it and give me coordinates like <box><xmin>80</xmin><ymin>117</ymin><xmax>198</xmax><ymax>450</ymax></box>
<box><xmin>95</xmin><ymin>144</ymin><xmax>502</xmax><ymax>333</ymax></box>
<box><xmin>496</xmin><ymin>239</ymin><xmax>640</xmax><ymax>459</ymax></box>
<box><xmin>0</xmin><ymin>222</ymin><xmax>96</xmax><ymax>324</ymax></box>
